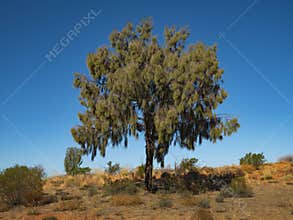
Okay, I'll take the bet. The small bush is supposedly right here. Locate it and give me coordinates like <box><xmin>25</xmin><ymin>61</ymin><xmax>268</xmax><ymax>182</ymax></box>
<box><xmin>239</xmin><ymin>152</ymin><xmax>265</xmax><ymax>168</ymax></box>
<box><xmin>278</xmin><ymin>155</ymin><xmax>293</xmax><ymax>163</ymax></box>
<box><xmin>198</xmin><ymin>198</ymin><xmax>211</xmax><ymax>208</ymax></box>
<box><xmin>64</xmin><ymin>147</ymin><xmax>91</xmax><ymax>176</ymax></box>
<box><xmin>158</xmin><ymin>198</ymin><xmax>173</xmax><ymax>208</ymax></box>
<box><xmin>0</xmin><ymin>165</ymin><xmax>45</xmax><ymax>207</ymax></box>
<box><xmin>230</xmin><ymin>177</ymin><xmax>253</xmax><ymax>198</ymax></box>
<box><xmin>103</xmin><ymin>180</ymin><xmax>138</xmax><ymax>195</ymax></box>
<box><xmin>111</xmin><ymin>195</ymin><xmax>143</xmax><ymax>206</ymax></box>
<box><xmin>105</xmin><ymin>161</ymin><xmax>120</xmax><ymax>175</ymax></box>
<box><xmin>215</xmin><ymin>193</ymin><xmax>224</xmax><ymax>203</ymax></box>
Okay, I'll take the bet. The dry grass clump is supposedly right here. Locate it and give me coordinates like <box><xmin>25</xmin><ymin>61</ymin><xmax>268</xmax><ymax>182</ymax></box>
<box><xmin>27</xmin><ymin>208</ymin><xmax>41</xmax><ymax>215</ymax></box>
<box><xmin>54</xmin><ymin>199</ymin><xmax>83</xmax><ymax>211</ymax></box>
<box><xmin>158</xmin><ymin>198</ymin><xmax>173</xmax><ymax>208</ymax></box>
<box><xmin>180</xmin><ymin>196</ymin><xmax>197</xmax><ymax>206</ymax></box>
<box><xmin>191</xmin><ymin>208</ymin><xmax>214</xmax><ymax>220</ymax></box>
<box><xmin>103</xmin><ymin>180</ymin><xmax>138</xmax><ymax>195</ymax></box>
<box><xmin>261</xmin><ymin>168</ymin><xmax>274</xmax><ymax>180</ymax></box>
<box><xmin>230</xmin><ymin>177</ymin><xmax>253</xmax><ymax>198</ymax></box>
<box><xmin>45</xmin><ymin>174</ymin><xmax>105</xmax><ymax>190</ymax></box>
<box><xmin>111</xmin><ymin>194</ymin><xmax>143</xmax><ymax>206</ymax></box>
<box><xmin>240</xmin><ymin>164</ymin><xmax>256</xmax><ymax>174</ymax></box>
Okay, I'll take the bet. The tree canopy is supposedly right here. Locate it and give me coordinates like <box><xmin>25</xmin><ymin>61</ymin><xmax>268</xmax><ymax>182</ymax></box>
<box><xmin>71</xmin><ymin>18</ymin><xmax>239</xmax><ymax>190</ymax></box>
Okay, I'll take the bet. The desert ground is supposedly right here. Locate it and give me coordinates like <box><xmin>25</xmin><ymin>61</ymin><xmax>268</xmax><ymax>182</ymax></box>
<box><xmin>0</xmin><ymin>162</ymin><xmax>292</xmax><ymax>220</ymax></box>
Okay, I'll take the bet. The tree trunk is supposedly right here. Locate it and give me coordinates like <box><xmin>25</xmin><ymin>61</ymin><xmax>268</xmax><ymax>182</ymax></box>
<box><xmin>145</xmin><ymin>133</ymin><xmax>154</xmax><ymax>191</ymax></box>
<box><xmin>144</xmin><ymin>112</ymin><xmax>155</xmax><ymax>191</ymax></box>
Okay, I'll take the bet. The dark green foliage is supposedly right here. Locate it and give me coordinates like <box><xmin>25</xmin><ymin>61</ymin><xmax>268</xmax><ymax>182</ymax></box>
<box><xmin>240</xmin><ymin>152</ymin><xmax>266</xmax><ymax>168</ymax></box>
<box><xmin>64</xmin><ymin>147</ymin><xmax>91</xmax><ymax>175</ymax></box>
<box><xmin>103</xmin><ymin>180</ymin><xmax>138</xmax><ymax>195</ymax></box>
<box><xmin>230</xmin><ymin>177</ymin><xmax>253</xmax><ymax>198</ymax></box>
<box><xmin>105</xmin><ymin>161</ymin><xmax>120</xmax><ymax>175</ymax></box>
<box><xmin>0</xmin><ymin>165</ymin><xmax>45</xmax><ymax>207</ymax></box>
<box><xmin>178</xmin><ymin>157</ymin><xmax>198</xmax><ymax>174</ymax></box>
<box><xmin>158</xmin><ymin>198</ymin><xmax>173</xmax><ymax>208</ymax></box>
<box><xmin>72</xmin><ymin>18</ymin><xmax>240</xmax><ymax>190</ymax></box>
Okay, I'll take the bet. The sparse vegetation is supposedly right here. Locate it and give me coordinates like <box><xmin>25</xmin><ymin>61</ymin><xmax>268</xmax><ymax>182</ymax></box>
<box><xmin>0</xmin><ymin>165</ymin><xmax>45</xmax><ymax>207</ymax></box>
<box><xmin>111</xmin><ymin>195</ymin><xmax>143</xmax><ymax>206</ymax></box>
<box><xmin>88</xmin><ymin>185</ymin><xmax>99</xmax><ymax>197</ymax></box>
<box><xmin>103</xmin><ymin>180</ymin><xmax>138</xmax><ymax>195</ymax></box>
<box><xmin>180</xmin><ymin>196</ymin><xmax>197</xmax><ymax>206</ymax></box>
<box><xmin>55</xmin><ymin>200</ymin><xmax>83</xmax><ymax>211</ymax></box>
<box><xmin>240</xmin><ymin>152</ymin><xmax>266</xmax><ymax>168</ymax></box>
<box><xmin>278</xmin><ymin>155</ymin><xmax>293</xmax><ymax>163</ymax></box>
<box><xmin>158</xmin><ymin>198</ymin><xmax>173</xmax><ymax>208</ymax></box>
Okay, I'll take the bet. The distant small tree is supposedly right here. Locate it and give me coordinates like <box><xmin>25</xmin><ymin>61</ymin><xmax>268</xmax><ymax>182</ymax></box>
<box><xmin>179</xmin><ymin>157</ymin><xmax>199</xmax><ymax>173</ymax></box>
<box><xmin>105</xmin><ymin>161</ymin><xmax>120</xmax><ymax>175</ymax></box>
<box><xmin>64</xmin><ymin>147</ymin><xmax>91</xmax><ymax>175</ymax></box>
<box><xmin>240</xmin><ymin>152</ymin><xmax>265</xmax><ymax>168</ymax></box>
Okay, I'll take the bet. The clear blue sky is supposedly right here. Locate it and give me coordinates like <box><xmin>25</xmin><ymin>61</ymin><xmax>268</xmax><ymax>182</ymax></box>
<box><xmin>0</xmin><ymin>0</ymin><xmax>292</xmax><ymax>176</ymax></box>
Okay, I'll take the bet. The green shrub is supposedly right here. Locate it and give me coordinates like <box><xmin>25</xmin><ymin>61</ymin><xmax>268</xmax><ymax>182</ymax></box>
<box><xmin>230</xmin><ymin>177</ymin><xmax>253</xmax><ymax>198</ymax></box>
<box><xmin>158</xmin><ymin>198</ymin><xmax>173</xmax><ymax>208</ymax></box>
<box><xmin>239</xmin><ymin>152</ymin><xmax>266</xmax><ymax>168</ymax></box>
<box><xmin>103</xmin><ymin>180</ymin><xmax>138</xmax><ymax>195</ymax></box>
<box><xmin>198</xmin><ymin>198</ymin><xmax>211</xmax><ymax>208</ymax></box>
<box><xmin>105</xmin><ymin>161</ymin><xmax>120</xmax><ymax>175</ymax></box>
<box><xmin>64</xmin><ymin>147</ymin><xmax>91</xmax><ymax>175</ymax></box>
<box><xmin>0</xmin><ymin>165</ymin><xmax>45</xmax><ymax>207</ymax></box>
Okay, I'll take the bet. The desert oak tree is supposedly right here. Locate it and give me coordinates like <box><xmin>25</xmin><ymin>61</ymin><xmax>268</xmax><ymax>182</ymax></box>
<box><xmin>71</xmin><ymin>19</ymin><xmax>240</xmax><ymax>191</ymax></box>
